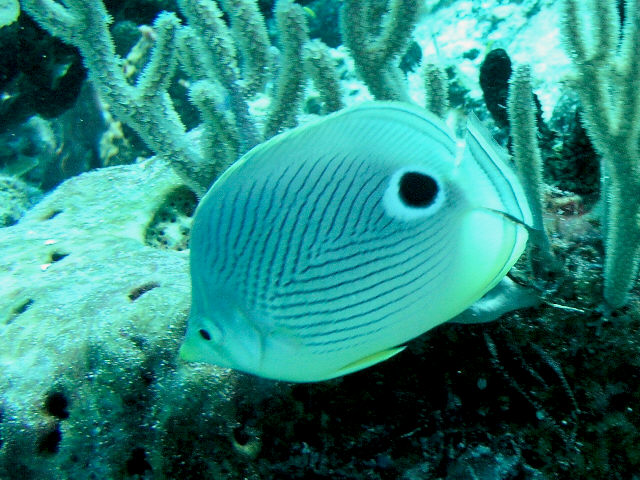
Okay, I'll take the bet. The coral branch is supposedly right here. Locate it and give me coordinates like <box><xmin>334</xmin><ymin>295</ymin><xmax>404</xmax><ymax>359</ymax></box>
<box><xmin>340</xmin><ymin>0</ymin><xmax>419</xmax><ymax>101</ymax></box>
<box><xmin>561</xmin><ymin>0</ymin><xmax>640</xmax><ymax>308</ymax></box>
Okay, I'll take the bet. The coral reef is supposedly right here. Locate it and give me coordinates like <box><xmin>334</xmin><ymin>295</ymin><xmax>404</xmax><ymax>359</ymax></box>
<box><xmin>0</xmin><ymin>160</ymin><xmax>243</xmax><ymax>478</ymax></box>
<box><xmin>0</xmin><ymin>14</ymin><xmax>86</xmax><ymax>132</ymax></box>
<box><xmin>19</xmin><ymin>0</ymin><xmax>339</xmax><ymax>196</ymax></box>
<box><xmin>0</xmin><ymin>174</ymin><xmax>40</xmax><ymax>226</ymax></box>
<box><xmin>0</xmin><ymin>0</ymin><xmax>19</xmax><ymax>28</ymax></box>
<box><xmin>561</xmin><ymin>0</ymin><xmax>640</xmax><ymax>308</ymax></box>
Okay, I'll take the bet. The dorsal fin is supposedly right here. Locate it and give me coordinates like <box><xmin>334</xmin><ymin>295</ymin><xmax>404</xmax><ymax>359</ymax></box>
<box><xmin>463</xmin><ymin>113</ymin><xmax>533</xmax><ymax>228</ymax></box>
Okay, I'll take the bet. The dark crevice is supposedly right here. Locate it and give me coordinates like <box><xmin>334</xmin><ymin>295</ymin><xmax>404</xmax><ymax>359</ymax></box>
<box><xmin>37</xmin><ymin>425</ymin><xmax>62</xmax><ymax>455</ymax></box>
<box><xmin>128</xmin><ymin>282</ymin><xmax>160</xmax><ymax>301</ymax></box>
<box><xmin>50</xmin><ymin>252</ymin><xmax>70</xmax><ymax>263</ymax></box>
<box><xmin>126</xmin><ymin>447</ymin><xmax>152</xmax><ymax>475</ymax></box>
<box><xmin>6</xmin><ymin>298</ymin><xmax>34</xmax><ymax>325</ymax></box>
<box><xmin>44</xmin><ymin>391</ymin><xmax>69</xmax><ymax>420</ymax></box>
<box><xmin>13</xmin><ymin>298</ymin><xmax>34</xmax><ymax>316</ymax></box>
<box><xmin>233</xmin><ymin>426</ymin><xmax>252</xmax><ymax>447</ymax></box>
<box><xmin>42</xmin><ymin>209</ymin><xmax>63</xmax><ymax>220</ymax></box>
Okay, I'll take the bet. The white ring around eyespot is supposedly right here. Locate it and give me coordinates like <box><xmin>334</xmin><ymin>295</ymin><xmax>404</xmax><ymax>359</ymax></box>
<box><xmin>382</xmin><ymin>166</ymin><xmax>446</xmax><ymax>221</ymax></box>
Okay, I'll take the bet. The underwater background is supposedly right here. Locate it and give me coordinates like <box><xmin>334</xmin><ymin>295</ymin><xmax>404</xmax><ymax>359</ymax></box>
<box><xmin>1</xmin><ymin>0</ymin><xmax>640</xmax><ymax>478</ymax></box>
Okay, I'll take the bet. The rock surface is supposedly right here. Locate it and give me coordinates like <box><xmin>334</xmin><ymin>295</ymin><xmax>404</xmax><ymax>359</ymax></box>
<box><xmin>0</xmin><ymin>159</ymin><xmax>240</xmax><ymax>478</ymax></box>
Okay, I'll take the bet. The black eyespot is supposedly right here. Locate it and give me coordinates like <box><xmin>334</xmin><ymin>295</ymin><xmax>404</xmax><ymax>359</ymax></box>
<box><xmin>398</xmin><ymin>172</ymin><xmax>439</xmax><ymax>207</ymax></box>
<box><xmin>199</xmin><ymin>329</ymin><xmax>212</xmax><ymax>341</ymax></box>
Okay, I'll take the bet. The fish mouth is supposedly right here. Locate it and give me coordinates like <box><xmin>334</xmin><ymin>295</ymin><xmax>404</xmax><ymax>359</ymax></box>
<box><xmin>180</xmin><ymin>307</ymin><xmax>267</xmax><ymax>375</ymax></box>
<box><xmin>178</xmin><ymin>341</ymin><xmax>201</xmax><ymax>362</ymax></box>
<box><xmin>179</xmin><ymin>334</ymin><xmax>236</xmax><ymax>370</ymax></box>
<box><xmin>179</xmin><ymin>315</ymin><xmax>228</xmax><ymax>365</ymax></box>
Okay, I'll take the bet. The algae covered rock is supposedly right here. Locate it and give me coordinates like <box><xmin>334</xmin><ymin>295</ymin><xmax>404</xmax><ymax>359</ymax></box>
<box><xmin>0</xmin><ymin>159</ymin><xmax>241</xmax><ymax>479</ymax></box>
<box><xmin>0</xmin><ymin>0</ymin><xmax>19</xmax><ymax>28</ymax></box>
<box><xmin>0</xmin><ymin>174</ymin><xmax>40</xmax><ymax>226</ymax></box>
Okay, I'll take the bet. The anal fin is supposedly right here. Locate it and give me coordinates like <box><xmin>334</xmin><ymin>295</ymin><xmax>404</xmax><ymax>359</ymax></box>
<box><xmin>335</xmin><ymin>346</ymin><xmax>406</xmax><ymax>377</ymax></box>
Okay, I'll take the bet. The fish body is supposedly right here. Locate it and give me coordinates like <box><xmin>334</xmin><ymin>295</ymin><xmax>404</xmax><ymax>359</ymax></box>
<box><xmin>180</xmin><ymin>102</ymin><xmax>531</xmax><ymax>382</ymax></box>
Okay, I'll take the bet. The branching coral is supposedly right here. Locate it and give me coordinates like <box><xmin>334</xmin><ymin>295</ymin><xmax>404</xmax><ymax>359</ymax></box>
<box><xmin>561</xmin><ymin>0</ymin><xmax>640</xmax><ymax>308</ymax></box>
<box><xmin>340</xmin><ymin>0</ymin><xmax>420</xmax><ymax>102</ymax></box>
<box><xmin>19</xmin><ymin>0</ymin><xmax>338</xmax><ymax>197</ymax></box>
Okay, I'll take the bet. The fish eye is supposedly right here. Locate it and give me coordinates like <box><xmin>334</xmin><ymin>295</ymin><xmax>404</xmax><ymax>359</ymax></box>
<box><xmin>398</xmin><ymin>172</ymin><xmax>439</xmax><ymax>207</ymax></box>
<box><xmin>199</xmin><ymin>329</ymin><xmax>212</xmax><ymax>341</ymax></box>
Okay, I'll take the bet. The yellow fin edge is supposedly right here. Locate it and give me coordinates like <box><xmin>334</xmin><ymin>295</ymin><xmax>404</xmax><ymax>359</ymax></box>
<box><xmin>334</xmin><ymin>346</ymin><xmax>406</xmax><ymax>377</ymax></box>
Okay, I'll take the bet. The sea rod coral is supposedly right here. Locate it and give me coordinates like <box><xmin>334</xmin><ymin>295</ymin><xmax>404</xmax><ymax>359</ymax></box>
<box><xmin>561</xmin><ymin>0</ymin><xmax>640</xmax><ymax>309</ymax></box>
<box><xmin>20</xmin><ymin>0</ymin><xmax>341</xmax><ymax>197</ymax></box>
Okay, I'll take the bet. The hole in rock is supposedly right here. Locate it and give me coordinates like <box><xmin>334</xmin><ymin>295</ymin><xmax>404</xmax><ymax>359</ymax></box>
<box><xmin>37</xmin><ymin>425</ymin><xmax>62</xmax><ymax>455</ymax></box>
<box><xmin>126</xmin><ymin>447</ymin><xmax>152</xmax><ymax>475</ymax></box>
<box><xmin>42</xmin><ymin>209</ymin><xmax>62</xmax><ymax>220</ymax></box>
<box><xmin>50</xmin><ymin>252</ymin><xmax>69</xmax><ymax>263</ymax></box>
<box><xmin>44</xmin><ymin>391</ymin><xmax>69</xmax><ymax>420</ymax></box>
<box><xmin>128</xmin><ymin>282</ymin><xmax>160</xmax><ymax>301</ymax></box>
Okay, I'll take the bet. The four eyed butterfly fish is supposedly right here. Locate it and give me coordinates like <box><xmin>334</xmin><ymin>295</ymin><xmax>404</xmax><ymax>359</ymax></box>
<box><xmin>180</xmin><ymin>102</ymin><xmax>532</xmax><ymax>382</ymax></box>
